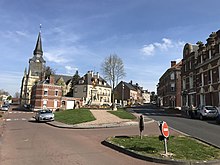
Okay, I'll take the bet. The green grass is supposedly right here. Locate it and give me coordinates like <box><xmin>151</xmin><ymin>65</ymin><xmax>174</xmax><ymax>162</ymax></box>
<box><xmin>109</xmin><ymin>136</ymin><xmax>220</xmax><ymax>161</ymax></box>
<box><xmin>108</xmin><ymin>108</ymin><xmax>136</xmax><ymax>119</ymax></box>
<box><xmin>54</xmin><ymin>109</ymin><xmax>96</xmax><ymax>125</ymax></box>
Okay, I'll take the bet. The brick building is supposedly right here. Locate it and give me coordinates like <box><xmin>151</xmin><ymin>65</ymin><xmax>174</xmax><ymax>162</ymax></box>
<box><xmin>31</xmin><ymin>82</ymin><xmax>62</xmax><ymax>111</ymax></box>
<box><xmin>182</xmin><ymin>43</ymin><xmax>198</xmax><ymax>108</ymax></box>
<box><xmin>114</xmin><ymin>81</ymin><xmax>151</xmax><ymax>105</ymax></box>
<box><xmin>195</xmin><ymin>31</ymin><xmax>220</xmax><ymax>107</ymax></box>
<box><xmin>181</xmin><ymin>30</ymin><xmax>220</xmax><ymax>108</ymax></box>
<box><xmin>157</xmin><ymin>61</ymin><xmax>182</xmax><ymax>109</ymax></box>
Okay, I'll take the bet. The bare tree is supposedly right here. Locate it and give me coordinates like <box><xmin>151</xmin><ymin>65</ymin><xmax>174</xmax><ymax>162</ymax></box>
<box><xmin>14</xmin><ymin>92</ymin><xmax>20</xmax><ymax>98</ymax></box>
<box><xmin>101</xmin><ymin>54</ymin><xmax>126</xmax><ymax>109</ymax></box>
<box><xmin>44</xmin><ymin>66</ymin><xmax>56</xmax><ymax>78</ymax></box>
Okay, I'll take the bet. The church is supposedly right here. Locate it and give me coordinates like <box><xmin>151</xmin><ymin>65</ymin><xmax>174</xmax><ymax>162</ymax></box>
<box><xmin>20</xmin><ymin>31</ymin><xmax>46</xmax><ymax>106</ymax></box>
<box><xmin>20</xmin><ymin>30</ymin><xmax>112</xmax><ymax>110</ymax></box>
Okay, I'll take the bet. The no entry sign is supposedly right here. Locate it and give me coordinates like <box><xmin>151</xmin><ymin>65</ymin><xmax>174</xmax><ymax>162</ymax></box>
<box><xmin>161</xmin><ymin>122</ymin><xmax>169</xmax><ymax>138</ymax></box>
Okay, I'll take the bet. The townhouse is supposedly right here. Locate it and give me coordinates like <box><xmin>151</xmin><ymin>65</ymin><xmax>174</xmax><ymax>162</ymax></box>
<box><xmin>182</xmin><ymin>30</ymin><xmax>220</xmax><ymax>108</ymax></box>
<box><xmin>157</xmin><ymin>61</ymin><xmax>182</xmax><ymax>109</ymax></box>
<box><xmin>73</xmin><ymin>71</ymin><xmax>112</xmax><ymax>106</ymax></box>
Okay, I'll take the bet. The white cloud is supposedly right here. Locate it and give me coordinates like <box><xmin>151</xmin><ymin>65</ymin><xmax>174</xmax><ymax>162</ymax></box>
<box><xmin>44</xmin><ymin>51</ymin><xmax>68</xmax><ymax>63</ymax></box>
<box><xmin>65</xmin><ymin>66</ymin><xmax>78</xmax><ymax>75</ymax></box>
<box><xmin>141</xmin><ymin>38</ymin><xmax>185</xmax><ymax>56</ymax></box>
<box><xmin>141</xmin><ymin>44</ymin><xmax>155</xmax><ymax>56</ymax></box>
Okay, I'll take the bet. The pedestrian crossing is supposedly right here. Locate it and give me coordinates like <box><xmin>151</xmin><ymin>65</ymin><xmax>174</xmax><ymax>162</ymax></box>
<box><xmin>9</xmin><ymin>111</ymin><xmax>34</xmax><ymax>114</ymax></box>
<box><xmin>3</xmin><ymin>118</ymin><xmax>35</xmax><ymax>122</ymax></box>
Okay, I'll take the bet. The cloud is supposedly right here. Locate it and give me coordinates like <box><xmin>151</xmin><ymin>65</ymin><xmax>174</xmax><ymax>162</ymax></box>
<box><xmin>44</xmin><ymin>50</ymin><xmax>69</xmax><ymax>63</ymax></box>
<box><xmin>0</xmin><ymin>30</ymin><xmax>29</xmax><ymax>42</ymax></box>
<box><xmin>140</xmin><ymin>38</ymin><xmax>185</xmax><ymax>56</ymax></box>
<box><xmin>141</xmin><ymin>44</ymin><xmax>155</xmax><ymax>56</ymax></box>
<box><xmin>65</xmin><ymin>66</ymin><xmax>78</xmax><ymax>75</ymax></box>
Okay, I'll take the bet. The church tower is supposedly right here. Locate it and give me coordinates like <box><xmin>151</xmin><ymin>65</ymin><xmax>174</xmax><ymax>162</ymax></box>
<box><xmin>20</xmin><ymin>30</ymin><xmax>46</xmax><ymax>106</ymax></box>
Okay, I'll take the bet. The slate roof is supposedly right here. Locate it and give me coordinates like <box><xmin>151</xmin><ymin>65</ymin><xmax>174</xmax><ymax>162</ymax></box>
<box><xmin>77</xmin><ymin>72</ymin><xmax>111</xmax><ymax>88</ymax></box>
<box><xmin>54</xmin><ymin>75</ymin><xmax>72</xmax><ymax>84</ymax></box>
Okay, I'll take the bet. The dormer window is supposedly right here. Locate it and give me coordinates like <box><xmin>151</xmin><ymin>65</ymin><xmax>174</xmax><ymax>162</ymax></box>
<box><xmin>79</xmin><ymin>80</ymin><xmax>84</xmax><ymax>84</ymax></box>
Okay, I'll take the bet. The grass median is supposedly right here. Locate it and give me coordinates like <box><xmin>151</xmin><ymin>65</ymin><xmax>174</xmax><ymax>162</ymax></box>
<box><xmin>54</xmin><ymin>109</ymin><xmax>96</xmax><ymax>125</ymax></box>
<box><xmin>108</xmin><ymin>135</ymin><xmax>220</xmax><ymax>161</ymax></box>
<box><xmin>108</xmin><ymin>108</ymin><xmax>136</xmax><ymax>120</ymax></box>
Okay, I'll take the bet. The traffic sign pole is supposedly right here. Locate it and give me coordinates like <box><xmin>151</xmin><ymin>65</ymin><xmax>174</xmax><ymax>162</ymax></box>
<box><xmin>164</xmin><ymin>138</ymin><xmax>168</xmax><ymax>154</ymax></box>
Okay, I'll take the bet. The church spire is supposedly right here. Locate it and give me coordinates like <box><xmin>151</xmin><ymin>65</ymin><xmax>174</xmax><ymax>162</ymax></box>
<box><xmin>33</xmin><ymin>26</ymin><xmax>43</xmax><ymax>56</ymax></box>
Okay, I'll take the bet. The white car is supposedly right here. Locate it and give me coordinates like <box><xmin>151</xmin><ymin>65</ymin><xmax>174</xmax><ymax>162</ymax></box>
<box><xmin>35</xmin><ymin>109</ymin><xmax>54</xmax><ymax>122</ymax></box>
<box><xmin>197</xmin><ymin>105</ymin><xmax>218</xmax><ymax>120</ymax></box>
<box><xmin>1</xmin><ymin>105</ymin><xmax>9</xmax><ymax>111</ymax></box>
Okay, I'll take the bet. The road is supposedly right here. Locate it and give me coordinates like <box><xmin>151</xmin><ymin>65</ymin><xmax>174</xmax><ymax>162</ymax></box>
<box><xmin>0</xmin><ymin>106</ymin><xmax>163</xmax><ymax>165</ymax></box>
<box><xmin>133</xmin><ymin>106</ymin><xmax>220</xmax><ymax>148</ymax></box>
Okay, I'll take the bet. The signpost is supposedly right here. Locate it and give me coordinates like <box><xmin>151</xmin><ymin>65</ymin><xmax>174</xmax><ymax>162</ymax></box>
<box><xmin>159</xmin><ymin>121</ymin><xmax>169</xmax><ymax>154</ymax></box>
<box><xmin>139</xmin><ymin>115</ymin><xmax>144</xmax><ymax>139</ymax></box>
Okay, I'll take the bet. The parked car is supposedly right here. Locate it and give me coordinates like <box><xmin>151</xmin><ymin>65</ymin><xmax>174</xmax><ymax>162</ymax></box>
<box><xmin>1</xmin><ymin>105</ymin><xmax>9</xmax><ymax>111</ymax></box>
<box><xmin>35</xmin><ymin>109</ymin><xmax>54</xmax><ymax>122</ymax></box>
<box><xmin>197</xmin><ymin>105</ymin><xmax>218</xmax><ymax>120</ymax></box>
<box><xmin>216</xmin><ymin>113</ymin><xmax>220</xmax><ymax>124</ymax></box>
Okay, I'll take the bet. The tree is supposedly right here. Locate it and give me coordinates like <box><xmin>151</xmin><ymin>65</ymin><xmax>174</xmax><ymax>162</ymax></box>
<box><xmin>14</xmin><ymin>92</ymin><xmax>20</xmax><ymax>98</ymax></box>
<box><xmin>0</xmin><ymin>89</ymin><xmax>9</xmax><ymax>96</ymax></box>
<box><xmin>43</xmin><ymin>66</ymin><xmax>56</xmax><ymax>79</ymax></box>
<box><xmin>66</xmin><ymin>70</ymin><xmax>80</xmax><ymax>97</ymax></box>
<box><xmin>101</xmin><ymin>54</ymin><xmax>126</xmax><ymax>109</ymax></box>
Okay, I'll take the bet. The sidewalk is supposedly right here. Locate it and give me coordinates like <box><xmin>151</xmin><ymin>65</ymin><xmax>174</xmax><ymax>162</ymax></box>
<box><xmin>47</xmin><ymin>109</ymin><xmax>154</xmax><ymax>129</ymax></box>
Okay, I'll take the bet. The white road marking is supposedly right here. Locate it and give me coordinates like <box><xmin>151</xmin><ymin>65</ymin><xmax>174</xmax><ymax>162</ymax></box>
<box><xmin>9</xmin><ymin>111</ymin><xmax>34</xmax><ymax>114</ymax></box>
<box><xmin>3</xmin><ymin>118</ymin><xmax>30</xmax><ymax>122</ymax></box>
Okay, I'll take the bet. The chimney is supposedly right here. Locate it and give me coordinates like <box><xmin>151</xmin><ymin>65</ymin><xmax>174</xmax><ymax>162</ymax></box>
<box><xmin>97</xmin><ymin>72</ymin><xmax>99</xmax><ymax>78</ymax></box>
<box><xmin>130</xmin><ymin>80</ymin><xmax>133</xmax><ymax>84</ymax></box>
<box><xmin>49</xmin><ymin>75</ymin><xmax>55</xmax><ymax>84</ymax></box>
<box><xmin>171</xmin><ymin>61</ymin><xmax>176</xmax><ymax>67</ymax></box>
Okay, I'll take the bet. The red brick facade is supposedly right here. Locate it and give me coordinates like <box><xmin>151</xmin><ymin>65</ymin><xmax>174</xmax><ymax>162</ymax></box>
<box><xmin>182</xmin><ymin>30</ymin><xmax>220</xmax><ymax>108</ymax></box>
<box><xmin>157</xmin><ymin>61</ymin><xmax>182</xmax><ymax>108</ymax></box>
<box><xmin>31</xmin><ymin>83</ymin><xmax>62</xmax><ymax>111</ymax></box>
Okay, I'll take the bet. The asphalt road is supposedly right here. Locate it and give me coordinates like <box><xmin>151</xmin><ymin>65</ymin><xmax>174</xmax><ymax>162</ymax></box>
<box><xmin>0</xmin><ymin>107</ymin><xmax>163</xmax><ymax>165</ymax></box>
<box><xmin>133</xmin><ymin>107</ymin><xmax>220</xmax><ymax>148</ymax></box>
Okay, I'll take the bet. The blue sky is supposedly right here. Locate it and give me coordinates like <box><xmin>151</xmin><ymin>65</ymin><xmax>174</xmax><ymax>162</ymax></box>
<box><xmin>1</xmin><ymin>0</ymin><xmax>220</xmax><ymax>96</ymax></box>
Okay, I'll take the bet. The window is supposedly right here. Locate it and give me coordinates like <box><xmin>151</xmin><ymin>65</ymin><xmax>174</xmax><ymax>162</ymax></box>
<box><xmin>83</xmin><ymin>86</ymin><xmax>87</xmax><ymax>92</ymax></box>
<box><xmin>171</xmin><ymin>83</ymin><xmax>175</xmax><ymax>91</ymax></box>
<box><xmin>201</xmin><ymin>55</ymin><xmax>203</xmax><ymax>63</ymax></box>
<box><xmin>170</xmin><ymin>72</ymin><xmax>175</xmax><ymax>80</ymax></box>
<box><xmin>201</xmin><ymin>73</ymin><xmax>204</xmax><ymax>86</ymax></box>
<box><xmin>208</xmin><ymin>70</ymin><xmax>212</xmax><ymax>84</ymax></box>
<box><xmin>43</xmin><ymin>100</ymin><xmax>47</xmax><ymax>107</ymax></box>
<box><xmin>182</xmin><ymin>79</ymin><xmax>186</xmax><ymax>90</ymax></box>
<box><xmin>209</xmin><ymin>50</ymin><xmax>212</xmax><ymax>59</ymax></box>
<box><xmin>74</xmin><ymin>87</ymin><xmax>77</xmax><ymax>93</ymax></box>
<box><xmin>189</xmin><ymin>75</ymin><xmax>193</xmax><ymax>89</ymax></box>
<box><xmin>219</xmin><ymin>44</ymin><xmax>220</xmax><ymax>53</ymax></box>
<box><xmin>79</xmin><ymin>80</ymin><xmax>84</xmax><ymax>84</ymax></box>
<box><xmin>55</xmin><ymin>90</ymin><xmax>58</xmax><ymax>96</ymax></box>
<box><xmin>44</xmin><ymin>89</ymin><xmax>48</xmax><ymax>96</ymax></box>
<box><xmin>189</xmin><ymin>61</ymin><xmax>192</xmax><ymax>70</ymax></box>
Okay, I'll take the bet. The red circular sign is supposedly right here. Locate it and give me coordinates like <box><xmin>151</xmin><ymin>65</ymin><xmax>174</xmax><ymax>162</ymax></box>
<box><xmin>162</xmin><ymin>122</ymin><xmax>169</xmax><ymax>138</ymax></box>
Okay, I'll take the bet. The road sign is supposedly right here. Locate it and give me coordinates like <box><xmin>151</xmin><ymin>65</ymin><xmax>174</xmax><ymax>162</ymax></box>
<box><xmin>161</xmin><ymin>122</ymin><xmax>169</xmax><ymax>138</ymax></box>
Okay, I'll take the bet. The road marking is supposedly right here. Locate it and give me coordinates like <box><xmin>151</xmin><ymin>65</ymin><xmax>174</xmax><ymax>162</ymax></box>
<box><xmin>9</xmin><ymin>112</ymin><xmax>34</xmax><ymax>114</ymax></box>
<box><xmin>3</xmin><ymin>118</ymin><xmax>29</xmax><ymax>122</ymax></box>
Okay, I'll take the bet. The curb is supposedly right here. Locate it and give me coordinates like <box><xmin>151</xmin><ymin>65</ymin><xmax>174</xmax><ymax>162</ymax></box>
<box><xmin>102</xmin><ymin>138</ymin><xmax>220</xmax><ymax>165</ymax></box>
<box><xmin>46</xmin><ymin>120</ymin><xmax>148</xmax><ymax>129</ymax></box>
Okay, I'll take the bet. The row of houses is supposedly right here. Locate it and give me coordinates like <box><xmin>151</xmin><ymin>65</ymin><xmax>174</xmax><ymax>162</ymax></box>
<box><xmin>20</xmin><ymin>31</ymin><xmax>151</xmax><ymax>111</ymax></box>
<box><xmin>157</xmin><ymin>29</ymin><xmax>220</xmax><ymax>110</ymax></box>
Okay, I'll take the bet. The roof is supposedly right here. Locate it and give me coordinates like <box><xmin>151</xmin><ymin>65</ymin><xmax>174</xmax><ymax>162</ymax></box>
<box><xmin>54</xmin><ymin>75</ymin><xmax>72</xmax><ymax>84</ymax></box>
<box><xmin>123</xmin><ymin>82</ymin><xmax>137</xmax><ymax>91</ymax></box>
<box><xmin>77</xmin><ymin>72</ymin><xmax>111</xmax><ymax>88</ymax></box>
